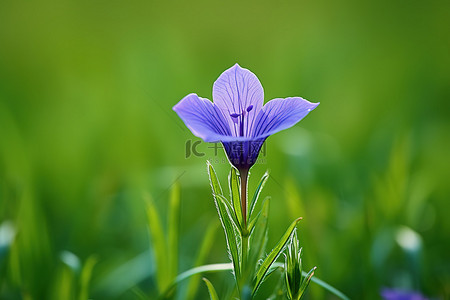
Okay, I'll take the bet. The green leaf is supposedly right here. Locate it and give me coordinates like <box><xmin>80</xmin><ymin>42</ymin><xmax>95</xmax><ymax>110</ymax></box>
<box><xmin>79</xmin><ymin>255</ymin><xmax>97</xmax><ymax>300</ymax></box>
<box><xmin>186</xmin><ymin>222</ymin><xmax>220</xmax><ymax>300</ymax></box>
<box><xmin>298</xmin><ymin>267</ymin><xmax>316</xmax><ymax>300</ymax></box>
<box><xmin>159</xmin><ymin>263</ymin><xmax>232</xmax><ymax>298</ymax></box>
<box><xmin>253</xmin><ymin>217</ymin><xmax>302</xmax><ymax>295</ymax></box>
<box><xmin>168</xmin><ymin>182</ymin><xmax>180</xmax><ymax>282</ymax></box>
<box><xmin>285</xmin><ymin>230</ymin><xmax>302</xmax><ymax>300</ymax></box>
<box><xmin>174</xmin><ymin>263</ymin><xmax>232</xmax><ymax>284</ymax></box>
<box><xmin>216</xmin><ymin>194</ymin><xmax>241</xmax><ymax>233</ymax></box>
<box><xmin>249</xmin><ymin>171</ymin><xmax>269</xmax><ymax>220</ymax></box>
<box><xmin>208</xmin><ymin>162</ymin><xmax>241</xmax><ymax>280</ymax></box>
<box><xmin>202</xmin><ymin>278</ymin><xmax>220</xmax><ymax>300</ymax></box>
<box><xmin>207</xmin><ymin>161</ymin><xmax>223</xmax><ymax>197</ymax></box>
<box><xmin>145</xmin><ymin>194</ymin><xmax>169</xmax><ymax>292</ymax></box>
<box><xmin>229</xmin><ymin>167</ymin><xmax>242</xmax><ymax>228</ymax></box>
<box><xmin>214</xmin><ymin>193</ymin><xmax>241</xmax><ymax>280</ymax></box>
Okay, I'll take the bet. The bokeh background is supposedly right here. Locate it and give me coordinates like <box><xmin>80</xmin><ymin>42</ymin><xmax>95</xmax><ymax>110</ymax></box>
<box><xmin>1</xmin><ymin>0</ymin><xmax>449</xmax><ymax>299</ymax></box>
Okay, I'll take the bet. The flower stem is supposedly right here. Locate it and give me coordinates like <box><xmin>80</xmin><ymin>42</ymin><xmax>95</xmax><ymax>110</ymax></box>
<box><xmin>239</xmin><ymin>168</ymin><xmax>250</xmax><ymax>289</ymax></box>
<box><xmin>240</xmin><ymin>168</ymin><xmax>249</xmax><ymax>227</ymax></box>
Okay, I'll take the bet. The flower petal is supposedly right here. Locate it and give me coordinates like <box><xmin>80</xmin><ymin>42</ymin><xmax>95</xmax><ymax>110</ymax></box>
<box><xmin>252</xmin><ymin>97</ymin><xmax>319</xmax><ymax>138</ymax></box>
<box><xmin>173</xmin><ymin>93</ymin><xmax>231</xmax><ymax>142</ymax></box>
<box><xmin>213</xmin><ymin>64</ymin><xmax>264</xmax><ymax>136</ymax></box>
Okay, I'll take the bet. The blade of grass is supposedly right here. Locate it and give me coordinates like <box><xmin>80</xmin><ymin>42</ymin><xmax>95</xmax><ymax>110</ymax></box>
<box><xmin>159</xmin><ymin>263</ymin><xmax>233</xmax><ymax>298</ymax></box>
<box><xmin>203</xmin><ymin>278</ymin><xmax>220</xmax><ymax>300</ymax></box>
<box><xmin>79</xmin><ymin>255</ymin><xmax>97</xmax><ymax>300</ymax></box>
<box><xmin>168</xmin><ymin>183</ymin><xmax>180</xmax><ymax>282</ymax></box>
<box><xmin>145</xmin><ymin>193</ymin><xmax>169</xmax><ymax>292</ymax></box>
<box><xmin>253</xmin><ymin>217</ymin><xmax>302</xmax><ymax>295</ymax></box>
<box><xmin>54</xmin><ymin>265</ymin><xmax>75</xmax><ymax>300</ymax></box>
<box><xmin>298</xmin><ymin>267</ymin><xmax>317</xmax><ymax>300</ymax></box>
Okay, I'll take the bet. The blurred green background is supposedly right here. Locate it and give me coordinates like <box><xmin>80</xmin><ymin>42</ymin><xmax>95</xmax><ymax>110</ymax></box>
<box><xmin>1</xmin><ymin>0</ymin><xmax>449</xmax><ymax>299</ymax></box>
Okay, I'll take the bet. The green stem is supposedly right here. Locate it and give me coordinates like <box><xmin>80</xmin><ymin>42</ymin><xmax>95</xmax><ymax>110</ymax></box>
<box><xmin>239</xmin><ymin>168</ymin><xmax>250</xmax><ymax>288</ymax></box>
<box><xmin>240</xmin><ymin>168</ymin><xmax>249</xmax><ymax>227</ymax></box>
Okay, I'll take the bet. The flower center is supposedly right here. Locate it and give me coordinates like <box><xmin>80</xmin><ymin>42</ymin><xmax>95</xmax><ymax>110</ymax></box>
<box><xmin>230</xmin><ymin>105</ymin><xmax>254</xmax><ymax>137</ymax></box>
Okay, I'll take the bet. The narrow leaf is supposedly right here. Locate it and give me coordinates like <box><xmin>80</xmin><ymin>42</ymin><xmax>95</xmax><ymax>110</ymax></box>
<box><xmin>159</xmin><ymin>263</ymin><xmax>232</xmax><ymax>298</ymax></box>
<box><xmin>285</xmin><ymin>267</ymin><xmax>293</xmax><ymax>300</ymax></box>
<box><xmin>208</xmin><ymin>162</ymin><xmax>240</xmax><ymax>279</ymax></box>
<box><xmin>202</xmin><ymin>278</ymin><xmax>220</xmax><ymax>300</ymax></box>
<box><xmin>249</xmin><ymin>171</ymin><xmax>269</xmax><ymax>219</ymax></box>
<box><xmin>216</xmin><ymin>194</ymin><xmax>241</xmax><ymax>233</ymax></box>
<box><xmin>214</xmin><ymin>193</ymin><xmax>241</xmax><ymax>279</ymax></box>
<box><xmin>79</xmin><ymin>255</ymin><xmax>97</xmax><ymax>300</ymax></box>
<box><xmin>168</xmin><ymin>182</ymin><xmax>180</xmax><ymax>282</ymax></box>
<box><xmin>229</xmin><ymin>168</ymin><xmax>242</xmax><ymax>228</ymax></box>
<box><xmin>207</xmin><ymin>162</ymin><xmax>223</xmax><ymax>196</ymax></box>
<box><xmin>145</xmin><ymin>194</ymin><xmax>169</xmax><ymax>292</ymax></box>
<box><xmin>174</xmin><ymin>263</ymin><xmax>232</xmax><ymax>284</ymax></box>
<box><xmin>253</xmin><ymin>217</ymin><xmax>302</xmax><ymax>295</ymax></box>
<box><xmin>298</xmin><ymin>267</ymin><xmax>317</xmax><ymax>300</ymax></box>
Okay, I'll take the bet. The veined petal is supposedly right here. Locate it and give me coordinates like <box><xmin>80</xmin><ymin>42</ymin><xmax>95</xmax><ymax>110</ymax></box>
<box><xmin>173</xmin><ymin>93</ymin><xmax>231</xmax><ymax>142</ymax></box>
<box><xmin>213</xmin><ymin>64</ymin><xmax>264</xmax><ymax>136</ymax></box>
<box><xmin>252</xmin><ymin>97</ymin><xmax>319</xmax><ymax>138</ymax></box>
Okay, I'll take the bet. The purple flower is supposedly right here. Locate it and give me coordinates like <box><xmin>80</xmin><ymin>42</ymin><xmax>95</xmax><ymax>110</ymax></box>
<box><xmin>173</xmin><ymin>64</ymin><xmax>319</xmax><ymax>170</ymax></box>
<box><xmin>381</xmin><ymin>288</ymin><xmax>428</xmax><ymax>300</ymax></box>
